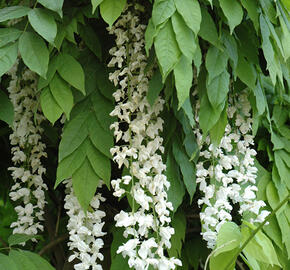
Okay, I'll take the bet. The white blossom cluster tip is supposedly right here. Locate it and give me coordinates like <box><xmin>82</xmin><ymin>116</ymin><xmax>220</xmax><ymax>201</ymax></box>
<box><xmin>108</xmin><ymin>6</ymin><xmax>181</xmax><ymax>270</ymax></box>
<box><xmin>64</xmin><ymin>180</ymin><xmax>106</xmax><ymax>270</ymax></box>
<box><xmin>195</xmin><ymin>94</ymin><xmax>270</xmax><ymax>249</ymax></box>
<box><xmin>7</xmin><ymin>61</ymin><xmax>48</xmax><ymax>236</ymax></box>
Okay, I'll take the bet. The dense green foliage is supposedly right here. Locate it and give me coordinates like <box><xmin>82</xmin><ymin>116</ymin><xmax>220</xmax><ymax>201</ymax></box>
<box><xmin>0</xmin><ymin>0</ymin><xmax>289</xmax><ymax>269</ymax></box>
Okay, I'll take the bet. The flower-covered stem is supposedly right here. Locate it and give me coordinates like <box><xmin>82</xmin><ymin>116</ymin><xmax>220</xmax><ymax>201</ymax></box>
<box><xmin>195</xmin><ymin>93</ymin><xmax>270</xmax><ymax>249</ymax></box>
<box><xmin>64</xmin><ymin>180</ymin><xmax>106</xmax><ymax>270</ymax></box>
<box><xmin>7</xmin><ymin>61</ymin><xmax>48</xmax><ymax>236</ymax></box>
<box><xmin>108</xmin><ymin>5</ymin><xmax>181</xmax><ymax>269</ymax></box>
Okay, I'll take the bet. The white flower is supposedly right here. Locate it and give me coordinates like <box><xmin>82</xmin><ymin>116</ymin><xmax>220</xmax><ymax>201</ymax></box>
<box><xmin>195</xmin><ymin>93</ymin><xmax>269</xmax><ymax>249</ymax></box>
<box><xmin>64</xmin><ymin>180</ymin><xmax>106</xmax><ymax>270</ymax></box>
<box><xmin>7</xmin><ymin>63</ymin><xmax>47</xmax><ymax>237</ymax></box>
<box><xmin>109</xmin><ymin>6</ymin><xmax>181</xmax><ymax>269</ymax></box>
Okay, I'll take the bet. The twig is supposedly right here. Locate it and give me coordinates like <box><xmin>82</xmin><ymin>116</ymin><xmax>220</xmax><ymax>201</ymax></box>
<box><xmin>38</xmin><ymin>234</ymin><xmax>69</xmax><ymax>256</ymax></box>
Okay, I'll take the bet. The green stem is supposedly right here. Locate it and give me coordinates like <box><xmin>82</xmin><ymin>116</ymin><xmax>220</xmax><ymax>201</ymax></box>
<box><xmin>225</xmin><ymin>193</ymin><xmax>290</xmax><ymax>270</ymax></box>
<box><xmin>23</xmin><ymin>0</ymin><xmax>38</xmax><ymax>33</ymax></box>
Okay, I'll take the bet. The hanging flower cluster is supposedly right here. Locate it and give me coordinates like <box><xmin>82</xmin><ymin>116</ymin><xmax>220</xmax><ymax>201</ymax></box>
<box><xmin>194</xmin><ymin>94</ymin><xmax>270</xmax><ymax>249</ymax></box>
<box><xmin>108</xmin><ymin>6</ymin><xmax>181</xmax><ymax>270</ymax></box>
<box><xmin>64</xmin><ymin>180</ymin><xmax>106</xmax><ymax>270</ymax></box>
<box><xmin>7</xmin><ymin>61</ymin><xmax>48</xmax><ymax>236</ymax></box>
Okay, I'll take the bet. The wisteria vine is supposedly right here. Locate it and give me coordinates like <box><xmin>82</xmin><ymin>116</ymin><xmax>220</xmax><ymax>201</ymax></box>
<box><xmin>7</xmin><ymin>62</ymin><xmax>48</xmax><ymax>236</ymax></box>
<box><xmin>194</xmin><ymin>93</ymin><xmax>270</xmax><ymax>249</ymax></box>
<box><xmin>108</xmin><ymin>6</ymin><xmax>181</xmax><ymax>269</ymax></box>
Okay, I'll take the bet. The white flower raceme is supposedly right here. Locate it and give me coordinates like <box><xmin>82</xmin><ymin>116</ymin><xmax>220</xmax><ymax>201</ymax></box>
<box><xmin>108</xmin><ymin>6</ymin><xmax>181</xmax><ymax>270</ymax></box>
<box><xmin>195</xmin><ymin>94</ymin><xmax>270</xmax><ymax>249</ymax></box>
<box><xmin>7</xmin><ymin>62</ymin><xmax>48</xmax><ymax>236</ymax></box>
<box><xmin>64</xmin><ymin>180</ymin><xmax>106</xmax><ymax>270</ymax></box>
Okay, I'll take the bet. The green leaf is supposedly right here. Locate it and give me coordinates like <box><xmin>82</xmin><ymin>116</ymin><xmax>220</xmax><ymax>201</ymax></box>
<box><xmin>37</xmin><ymin>0</ymin><xmax>63</xmax><ymax>17</ymax></box>
<box><xmin>86</xmin><ymin>139</ymin><xmax>111</xmax><ymax>187</ymax></box>
<box><xmin>199</xmin><ymin>92</ymin><xmax>224</xmax><ymax>135</ymax></box>
<box><xmin>0</xmin><ymin>253</ymin><xmax>18</xmax><ymax>270</ymax></box>
<box><xmin>207</xmin><ymin>70</ymin><xmax>230</xmax><ymax>109</ymax></box>
<box><xmin>222</xmin><ymin>33</ymin><xmax>238</xmax><ymax>72</ymax></box>
<box><xmin>87</xmin><ymin>114</ymin><xmax>113</xmax><ymax>158</ymax></box>
<box><xmin>49</xmin><ymin>74</ymin><xmax>73</xmax><ymax>119</ymax></box>
<box><xmin>260</xmin><ymin>15</ymin><xmax>281</xmax><ymax>86</ymax></box>
<box><xmin>281</xmin><ymin>0</ymin><xmax>290</xmax><ymax>12</ymax></box>
<box><xmin>147</xmin><ymin>69</ymin><xmax>163</xmax><ymax>106</ymax></box>
<box><xmin>205</xmin><ymin>46</ymin><xmax>229</xmax><ymax>83</ymax></box>
<box><xmin>152</xmin><ymin>0</ymin><xmax>175</xmax><ymax>26</ymax></box>
<box><xmin>174</xmin><ymin>0</ymin><xmax>201</xmax><ymax>36</ymax></box>
<box><xmin>182</xmin><ymin>98</ymin><xmax>195</xmax><ymax>128</ymax></box>
<box><xmin>241</xmin><ymin>221</ymin><xmax>281</xmax><ymax>267</ymax></box>
<box><xmin>172</xmin><ymin>140</ymin><xmax>196</xmax><ymax>202</ymax></box>
<box><xmin>111</xmin><ymin>254</ymin><xmax>130</xmax><ymax>270</ymax></box>
<box><xmin>240</xmin><ymin>0</ymin><xmax>259</xmax><ymax>30</ymax></box>
<box><xmin>0</xmin><ymin>28</ymin><xmax>21</xmax><ymax>47</ymax></box>
<box><xmin>0</xmin><ymin>42</ymin><xmax>18</xmax><ymax>77</ymax></box>
<box><xmin>28</xmin><ymin>8</ymin><xmax>57</xmax><ymax>44</ymax></box>
<box><xmin>8</xmin><ymin>234</ymin><xmax>38</xmax><ymax>246</ymax></box>
<box><xmin>110</xmin><ymin>227</ymin><xmax>125</xmax><ymax>259</ymax></box>
<box><xmin>264</xmin><ymin>15</ymin><xmax>285</xmax><ymax>59</ymax></box>
<box><xmin>79</xmin><ymin>24</ymin><xmax>101</xmax><ymax>60</ymax></box>
<box><xmin>210</xmin><ymin>222</ymin><xmax>241</xmax><ymax>270</ymax></box>
<box><xmin>53</xmin><ymin>25</ymin><xmax>65</xmax><ymax>50</ymax></box>
<box><xmin>253</xmin><ymin>81</ymin><xmax>266</xmax><ymax>115</ymax></box>
<box><xmin>155</xmin><ymin>20</ymin><xmax>181</xmax><ymax>81</ymax></box>
<box><xmin>94</xmin><ymin>63</ymin><xmax>115</xmax><ymax>101</ymax></box>
<box><xmin>210</xmin><ymin>105</ymin><xmax>227</xmax><ymax>146</ymax></box>
<box><xmin>220</xmin><ymin>0</ymin><xmax>243</xmax><ymax>33</ymax></box>
<box><xmin>168</xmin><ymin>210</ymin><xmax>186</xmax><ymax>257</ymax></box>
<box><xmin>215</xmin><ymin>222</ymin><xmax>242</xmax><ymax>256</ymax></box>
<box><xmin>166</xmin><ymin>151</ymin><xmax>185</xmax><ymax>212</ymax></box>
<box><xmin>193</xmin><ymin>42</ymin><xmax>202</xmax><ymax>75</ymax></box>
<box><xmin>58</xmin><ymin>111</ymin><xmax>90</xmax><ymax>161</ymax></box>
<box><xmin>40</xmin><ymin>86</ymin><xmax>62</xmax><ymax>124</ymax></box>
<box><xmin>55</xmin><ymin>142</ymin><xmax>87</xmax><ymax>187</ymax></box>
<box><xmin>171</xmin><ymin>12</ymin><xmax>196</xmax><ymax>60</ymax></box>
<box><xmin>90</xmin><ymin>91</ymin><xmax>114</xmax><ymax>133</ymax></box>
<box><xmin>9</xmin><ymin>250</ymin><xmax>37</xmax><ymax>270</ymax></box>
<box><xmin>19</xmin><ymin>251</ymin><xmax>55</xmax><ymax>270</ymax></box>
<box><xmin>72</xmin><ymin>158</ymin><xmax>99</xmax><ymax>211</ymax></box>
<box><xmin>57</xmin><ymin>54</ymin><xmax>85</xmax><ymax>94</ymax></box>
<box><xmin>99</xmin><ymin>0</ymin><xmax>126</xmax><ymax>27</ymax></box>
<box><xmin>271</xmin><ymin>132</ymin><xmax>284</xmax><ymax>151</ymax></box>
<box><xmin>236</xmin><ymin>54</ymin><xmax>256</xmax><ymax>89</ymax></box>
<box><xmin>267</xmin><ymin>177</ymin><xmax>290</xmax><ymax>257</ymax></box>
<box><xmin>64</xmin><ymin>18</ymin><xmax>78</xmax><ymax>44</ymax></box>
<box><xmin>0</xmin><ymin>91</ymin><xmax>14</xmax><ymax>126</ymax></box>
<box><xmin>280</xmin><ymin>17</ymin><xmax>290</xmax><ymax>61</ymax></box>
<box><xmin>91</xmin><ymin>0</ymin><xmax>104</xmax><ymax>13</ymax></box>
<box><xmin>263</xmin><ymin>213</ymin><xmax>283</xmax><ymax>251</ymax></box>
<box><xmin>199</xmin><ymin>7</ymin><xmax>219</xmax><ymax>47</ymax></box>
<box><xmin>38</xmin><ymin>55</ymin><xmax>59</xmax><ymax>90</ymax></box>
<box><xmin>274</xmin><ymin>150</ymin><xmax>290</xmax><ymax>189</ymax></box>
<box><xmin>0</xmin><ymin>6</ymin><xmax>31</xmax><ymax>23</ymax></box>
<box><xmin>19</xmin><ymin>31</ymin><xmax>49</xmax><ymax>78</ymax></box>
<box><xmin>145</xmin><ymin>18</ymin><xmax>156</xmax><ymax>55</ymax></box>
<box><xmin>256</xmin><ymin>160</ymin><xmax>271</xmax><ymax>201</ymax></box>
<box><xmin>174</xmin><ymin>55</ymin><xmax>193</xmax><ymax>108</ymax></box>
<box><xmin>272</xmin><ymin>104</ymin><xmax>288</xmax><ymax>128</ymax></box>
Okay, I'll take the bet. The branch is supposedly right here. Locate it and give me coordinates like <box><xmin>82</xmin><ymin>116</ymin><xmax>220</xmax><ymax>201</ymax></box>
<box><xmin>38</xmin><ymin>234</ymin><xmax>69</xmax><ymax>256</ymax></box>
